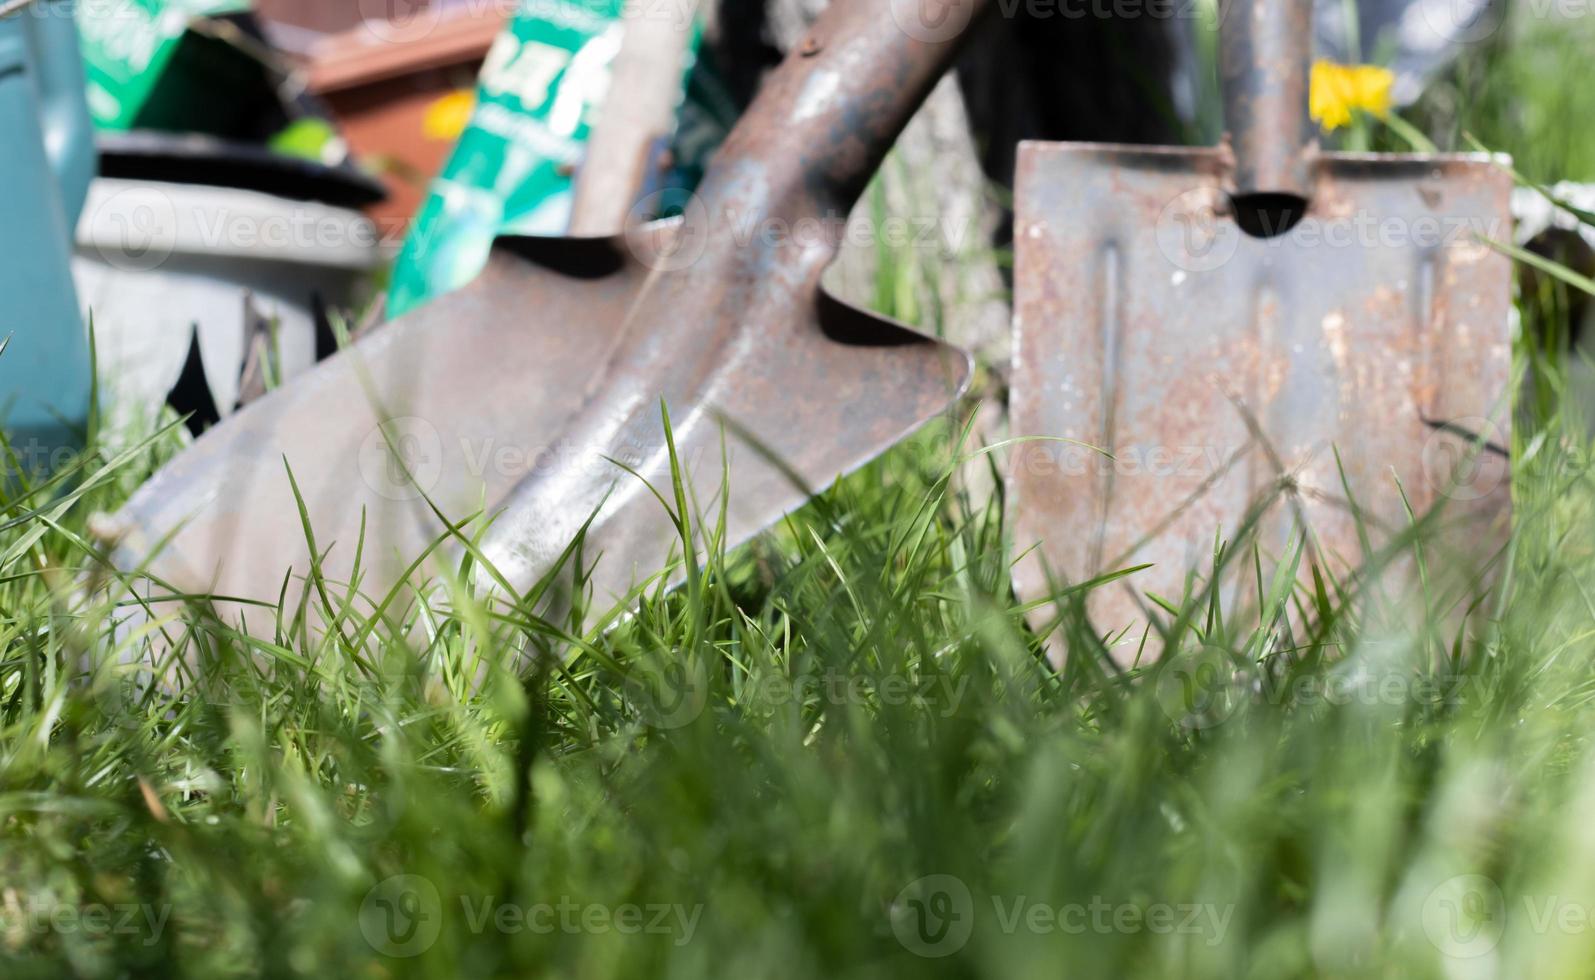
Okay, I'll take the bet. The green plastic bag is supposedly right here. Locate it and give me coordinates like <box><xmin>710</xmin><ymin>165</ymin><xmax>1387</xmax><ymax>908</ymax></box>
<box><xmin>389</xmin><ymin>0</ymin><xmax>726</xmax><ymax>318</ymax></box>
<box><xmin>75</xmin><ymin>0</ymin><xmax>275</xmax><ymax>135</ymax></box>
<box><xmin>389</xmin><ymin>0</ymin><xmax>626</xmax><ymax>317</ymax></box>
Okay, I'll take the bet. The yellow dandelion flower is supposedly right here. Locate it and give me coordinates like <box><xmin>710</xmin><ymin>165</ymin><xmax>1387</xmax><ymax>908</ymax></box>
<box><xmin>423</xmin><ymin>89</ymin><xmax>477</xmax><ymax>142</ymax></box>
<box><xmin>1309</xmin><ymin>60</ymin><xmax>1395</xmax><ymax>132</ymax></box>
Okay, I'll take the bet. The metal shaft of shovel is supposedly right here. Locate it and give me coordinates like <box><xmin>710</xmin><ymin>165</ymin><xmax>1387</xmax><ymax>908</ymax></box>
<box><xmin>568</xmin><ymin>0</ymin><xmax>702</xmax><ymax>237</ymax></box>
<box><xmin>1219</xmin><ymin>0</ymin><xmax>1313</xmax><ymax>203</ymax></box>
<box><xmin>479</xmin><ymin>0</ymin><xmax>989</xmax><ymax>604</ymax></box>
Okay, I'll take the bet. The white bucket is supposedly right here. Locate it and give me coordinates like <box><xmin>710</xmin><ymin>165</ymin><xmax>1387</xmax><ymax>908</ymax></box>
<box><xmin>73</xmin><ymin>177</ymin><xmax>387</xmax><ymax>418</ymax></box>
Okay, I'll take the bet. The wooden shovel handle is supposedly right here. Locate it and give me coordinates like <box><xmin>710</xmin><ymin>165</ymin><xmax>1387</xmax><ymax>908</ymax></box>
<box><xmin>569</xmin><ymin>0</ymin><xmax>703</xmax><ymax>236</ymax></box>
<box><xmin>699</xmin><ymin>0</ymin><xmax>992</xmax><ymax>228</ymax></box>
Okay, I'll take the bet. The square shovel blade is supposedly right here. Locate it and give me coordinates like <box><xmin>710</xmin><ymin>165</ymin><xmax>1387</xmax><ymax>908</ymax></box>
<box><xmin>1009</xmin><ymin>142</ymin><xmax>1514</xmax><ymax>651</ymax></box>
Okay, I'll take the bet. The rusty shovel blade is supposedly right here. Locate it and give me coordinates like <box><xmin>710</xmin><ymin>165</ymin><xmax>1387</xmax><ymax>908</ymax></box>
<box><xmin>107</xmin><ymin>0</ymin><xmax>983</xmax><ymax>632</ymax></box>
<box><xmin>1008</xmin><ymin>143</ymin><xmax>1515</xmax><ymax>652</ymax></box>
<box><xmin>106</xmin><ymin>235</ymin><xmax>651</xmax><ymax>621</ymax></box>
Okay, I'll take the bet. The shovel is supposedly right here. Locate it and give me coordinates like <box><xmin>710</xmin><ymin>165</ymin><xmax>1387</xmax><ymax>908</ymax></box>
<box><xmin>1008</xmin><ymin>0</ymin><xmax>1513</xmax><ymax>653</ymax></box>
<box><xmin>106</xmin><ymin>0</ymin><xmax>983</xmax><ymax>628</ymax></box>
<box><xmin>568</xmin><ymin>0</ymin><xmax>702</xmax><ymax>238</ymax></box>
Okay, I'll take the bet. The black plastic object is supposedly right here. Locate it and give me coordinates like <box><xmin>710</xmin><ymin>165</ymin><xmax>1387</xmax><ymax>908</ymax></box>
<box><xmin>96</xmin><ymin>130</ymin><xmax>386</xmax><ymax>210</ymax></box>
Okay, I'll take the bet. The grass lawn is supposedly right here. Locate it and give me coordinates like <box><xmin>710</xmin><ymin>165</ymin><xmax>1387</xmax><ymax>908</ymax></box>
<box><xmin>6</xmin><ymin>8</ymin><xmax>1595</xmax><ymax>979</ymax></box>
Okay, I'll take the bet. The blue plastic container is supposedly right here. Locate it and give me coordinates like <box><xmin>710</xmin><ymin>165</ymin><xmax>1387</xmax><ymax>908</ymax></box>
<box><xmin>0</xmin><ymin>1</ymin><xmax>94</xmax><ymax>474</ymax></box>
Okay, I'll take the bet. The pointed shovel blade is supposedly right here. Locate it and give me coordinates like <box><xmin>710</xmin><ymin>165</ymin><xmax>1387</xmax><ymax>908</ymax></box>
<box><xmin>477</xmin><ymin>279</ymin><xmax>971</xmax><ymax>612</ymax></box>
<box><xmin>108</xmin><ymin>235</ymin><xmax>648</xmax><ymax>620</ymax></box>
<box><xmin>109</xmin><ymin>224</ymin><xmax>971</xmax><ymax>625</ymax></box>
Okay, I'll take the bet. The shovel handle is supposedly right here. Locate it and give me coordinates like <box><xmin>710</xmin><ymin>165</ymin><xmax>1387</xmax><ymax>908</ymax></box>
<box><xmin>1220</xmin><ymin>0</ymin><xmax>1314</xmax><ymax>202</ymax></box>
<box><xmin>570</xmin><ymin>0</ymin><xmax>702</xmax><ymax>236</ymax></box>
<box><xmin>699</xmin><ymin>0</ymin><xmax>990</xmax><ymax>225</ymax></box>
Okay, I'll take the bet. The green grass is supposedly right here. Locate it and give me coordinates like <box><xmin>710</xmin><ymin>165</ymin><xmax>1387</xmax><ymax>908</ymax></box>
<box><xmin>1412</xmin><ymin>12</ymin><xmax>1595</xmax><ymax>183</ymax></box>
<box><xmin>6</xmin><ymin>11</ymin><xmax>1595</xmax><ymax>979</ymax></box>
